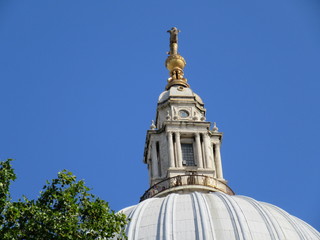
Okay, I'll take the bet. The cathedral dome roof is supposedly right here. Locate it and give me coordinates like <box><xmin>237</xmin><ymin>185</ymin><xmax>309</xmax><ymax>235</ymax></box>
<box><xmin>121</xmin><ymin>192</ymin><xmax>320</xmax><ymax>240</ymax></box>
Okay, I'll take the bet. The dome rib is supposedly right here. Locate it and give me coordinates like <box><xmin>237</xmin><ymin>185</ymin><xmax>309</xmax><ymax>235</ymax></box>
<box><xmin>216</xmin><ymin>192</ymin><xmax>253</xmax><ymax>240</ymax></box>
<box><xmin>154</xmin><ymin>193</ymin><xmax>178</xmax><ymax>239</ymax></box>
<box><xmin>293</xmin><ymin>216</ymin><xmax>320</xmax><ymax>239</ymax></box>
<box><xmin>192</xmin><ymin>192</ymin><xmax>206</xmax><ymax>239</ymax></box>
<box><xmin>162</xmin><ymin>193</ymin><xmax>175</xmax><ymax>240</ymax></box>
<box><xmin>126</xmin><ymin>198</ymin><xmax>152</xmax><ymax>240</ymax></box>
<box><xmin>194</xmin><ymin>192</ymin><xmax>216</xmax><ymax>240</ymax></box>
<box><xmin>239</xmin><ymin>196</ymin><xmax>281</xmax><ymax>240</ymax></box>
<box><xmin>266</xmin><ymin>203</ymin><xmax>309</xmax><ymax>240</ymax></box>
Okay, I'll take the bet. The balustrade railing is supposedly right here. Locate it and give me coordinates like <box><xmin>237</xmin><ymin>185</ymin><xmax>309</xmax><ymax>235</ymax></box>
<box><xmin>140</xmin><ymin>174</ymin><xmax>234</xmax><ymax>202</ymax></box>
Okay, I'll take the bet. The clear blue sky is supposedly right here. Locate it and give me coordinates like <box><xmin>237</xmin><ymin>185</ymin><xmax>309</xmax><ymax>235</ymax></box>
<box><xmin>1</xmin><ymin>0</ymin><xmax>319</xmax><ymax>231</ymax></box>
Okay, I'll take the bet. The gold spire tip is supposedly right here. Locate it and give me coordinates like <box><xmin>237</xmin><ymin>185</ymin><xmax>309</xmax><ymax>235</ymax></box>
<box><xmin>165</xmin><ymin>27</ymin><xmax>189</xmax><ymax>90</ymax></box>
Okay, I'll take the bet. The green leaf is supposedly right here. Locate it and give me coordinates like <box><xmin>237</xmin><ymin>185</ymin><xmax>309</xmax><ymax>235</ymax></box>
<box><xmin>0</xmin><ymin>160</ymin><xmax>128</xmax><ymax>239</ymax></box>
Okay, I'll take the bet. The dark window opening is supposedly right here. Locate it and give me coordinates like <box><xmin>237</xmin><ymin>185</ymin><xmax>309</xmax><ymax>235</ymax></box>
<box><xmin>156</xmin><ymin>142</ymin><xmax>161</xmax><ymax>177</ymax></box>
<box><xmin>181</xmin><ymin>143</ymin><xmax>196</xmax><ymax>166</ymax></box>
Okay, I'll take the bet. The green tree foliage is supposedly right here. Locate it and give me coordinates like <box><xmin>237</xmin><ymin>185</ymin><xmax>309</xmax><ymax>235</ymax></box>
<box><xmin>0</xmin><ymin>159</ymin><xmax>127</xmax><ymax>239</ymax></box>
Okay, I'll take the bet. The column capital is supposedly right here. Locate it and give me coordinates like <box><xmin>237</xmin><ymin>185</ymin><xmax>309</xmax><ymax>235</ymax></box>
<box><xmin>201</xmin><ymin>132</ymin><xmax>210</xmax><ymax>138</ymax></box>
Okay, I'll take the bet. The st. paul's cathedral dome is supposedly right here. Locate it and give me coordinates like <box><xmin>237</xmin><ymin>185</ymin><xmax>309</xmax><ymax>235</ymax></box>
<box><xmin>119</xmin><ymin>27</ymin><xmax>320</xmax><ymax>240</ymax></box>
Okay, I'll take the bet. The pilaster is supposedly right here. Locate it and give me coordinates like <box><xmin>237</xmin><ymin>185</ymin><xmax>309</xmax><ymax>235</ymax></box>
<box><xmin>195</xmin><ymin>133</ymin><xmax>203</xmax><ymax>168</ymax></box>
<box><xmin>167</xmin><ymin>131</ymin><xmax>175</xmax><ymax>168</ymax></box>
<box><xmin>151</xmin><ymin>141</ymin><xmax>159</xmax><ymax>178</ymax></box>
<box><xmin>175</xmin><ymin>132</ymin><xmax>182</xmax><ymax>168</ymax></box>
<box><xmin>214</xmin><ymin>142</ymin><xmax>224</xmax><ymax>180</ymax></box>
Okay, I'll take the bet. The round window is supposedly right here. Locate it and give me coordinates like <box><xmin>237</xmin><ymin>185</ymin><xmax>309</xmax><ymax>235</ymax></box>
<box><xmin>179</xmin><ymin>110</ymin><xmax>189</xmax><ymax>118</ymax></box>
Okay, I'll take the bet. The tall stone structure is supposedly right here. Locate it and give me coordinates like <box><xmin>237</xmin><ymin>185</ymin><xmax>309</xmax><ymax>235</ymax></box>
<box><xmin>141</xmin><ymin>27</ymin><xmax>232</xmax><ymax>201</ymax></box>
<box><xmin>120</xmin><ymin>28</ymin><xmax>320</xmax><ymax>240</ymax></box>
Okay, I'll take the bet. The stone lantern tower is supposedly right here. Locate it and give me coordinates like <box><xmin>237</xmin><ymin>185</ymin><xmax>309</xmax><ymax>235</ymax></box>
<box><xmin>141</xmin><ymin>27</ymin><xmax>233</xmax><ymax>201</ymax></box>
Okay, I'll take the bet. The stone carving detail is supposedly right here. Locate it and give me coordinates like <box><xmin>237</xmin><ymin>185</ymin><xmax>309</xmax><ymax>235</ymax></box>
<box><xmin>212</xmin><ymin>122</ymin><xmax>219</xmax><ymax>132</ymax></box>
<box><xmin>166</xmin><ymin>110</ymin><xmax>171</xmax><ymax>120</ymax></box>
<box><xmin>150</xmin><ymin>120</ymin><xmax>156</xmax><ymax>130</ymax></box>
<box><xmin>203</xmin><ymin>176</ymin><xmax>215</xmax><ymax>187</ymax></box>
<box><xmin>167</xmin><ymin>27</ymin><xmax>180</xmax><ymax>55</ymax></box>
<box><xmin>170</xmin><ymin>175</ymin><xmax>182</xmax><ymax>187</ymax></box>
<box><xmin>173</xmin><ymin>108</ymin><xmax>178</xmax><ymax>120</ymax></box>
<box><xmin>193</xmin><ymin>111</ymin><xmax>198</xmax><ymax>120</ymax></box>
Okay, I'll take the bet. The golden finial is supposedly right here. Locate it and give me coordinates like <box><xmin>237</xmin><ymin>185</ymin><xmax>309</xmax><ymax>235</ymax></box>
<box><xmin>165</xmin><ymin>27</ymin><xmax>189</xmax><ymax>90</ymax></box>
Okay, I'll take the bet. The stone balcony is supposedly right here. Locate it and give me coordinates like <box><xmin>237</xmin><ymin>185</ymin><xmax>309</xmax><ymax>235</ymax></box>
<box><xmin>140</xmin><ymin>174</ymin><xmax>235</xmax><ymax>202</ymax></box>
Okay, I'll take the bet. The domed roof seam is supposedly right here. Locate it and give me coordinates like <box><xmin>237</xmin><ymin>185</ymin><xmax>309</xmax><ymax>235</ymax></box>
<box><xmin>265</xmin><ymin>203</ymin><xmax>308</xmax><ymax>240</ymax></box>
<box><xmin>192</xmin><ymin>192</ymin><xmax>211</xmax><ymax>239</ymax></box>
<box><xmin>216</xmin><ymin>192</ymin><xmax>254</xmax><ymax>240</ymax></box>
<box><xmin>215</xmin><ymin>193</ymin><xmax>243</xmax><ymax>240</ymax></box>
<box><xmin>126</xmin><ymin>198</ymin><xmax>153</xmax><ymax>240</ymax></box>
<box><xmin>194</xmin><ymin>192</ymin><xmax>217</xmax><ymax>240</ymax></box>
<box><xmin>257</xmin><ymin>201</ymin><xmax>296</xmax><ymax>238</ymax></box>
<box><xmin>259</xmin><ymin>202</ymin><xmax>288</xmax><ymax>239</ymax></box>
<box><xmin>190</xmin><ymin>193</ymin><xmax>202</xmax><ymax>239</ymax></box>
<box><xmin>239</xmin><ymin>196</ymin><xmax>281</xmax><ymax>240</ymax></box>
<box><xmin>292</xmin><ymin>215</ymin><xmax>320</xmax><ymax>239</ymax></box>
<box><xmin>157</xmin><ymin>193</ymin><xmax>176</xmax><ymax>240</ymax></box>
<box><xmin>200</xmin><ymin>193</ymin><xmax>218</xmax><ymax>240</ymax></box>
<box><xmin>231</xmin><ymin>194</ymin><xmax>257</xmax><ymax>240</ymax></box>
<box><xmin>157</xmin><ymin>194</ymin><xmax>168</xmax><ymax>239</ymax></box>
<box><xmin>171</xmin><ymin>194</ymin><xmax>177</xmax><ymax>240</ymax></box>
<box><xmin>165</xmin><ymin>194</ymin><xmax>176</xmax><ymax>240</ymax></box>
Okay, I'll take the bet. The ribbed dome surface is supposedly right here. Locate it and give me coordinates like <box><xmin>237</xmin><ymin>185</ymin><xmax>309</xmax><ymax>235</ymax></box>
<box><xmin>121</xmin><ymin>192</ymin><xmax>320</xmax><ymax>240</ymax></box>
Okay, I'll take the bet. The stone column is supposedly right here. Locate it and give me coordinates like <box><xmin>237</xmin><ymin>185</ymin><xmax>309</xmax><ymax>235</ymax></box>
<box><xmin>175</xmin><ymin>132</ymin><xmax>182</xmax><ymax>168</ymax></box>
<box><xmin>202</xmin><ymin>133</ymin><xmax>213</xmax><ymax>169</ymax></box>
<box><xmin>202</xmin><ymin>139</ymin><xmax>206</xmax><ymax>168</ymax></box>
<box><xmin>214</xmin><ymin>142</ymin><xmax>224</xmax><ymax>179</ymax></box>
<box><xmin>147</xmin><ymin>160</ymin><xmax>152</xmax><ymax>185</ymax></box>
<box><xmin>151</xmin><ymin>141</ymin><xmax>159</xmax><ymax>178</ymax></box>
<box><xmin>195</xmin><ymin>133</ymin><xmax>203</xmax><ymax>168</ymax></box>
<box><xmin>167</xmin><ymin>132</ymin><xmax>175</xmax><ymax>168</ymax></box>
